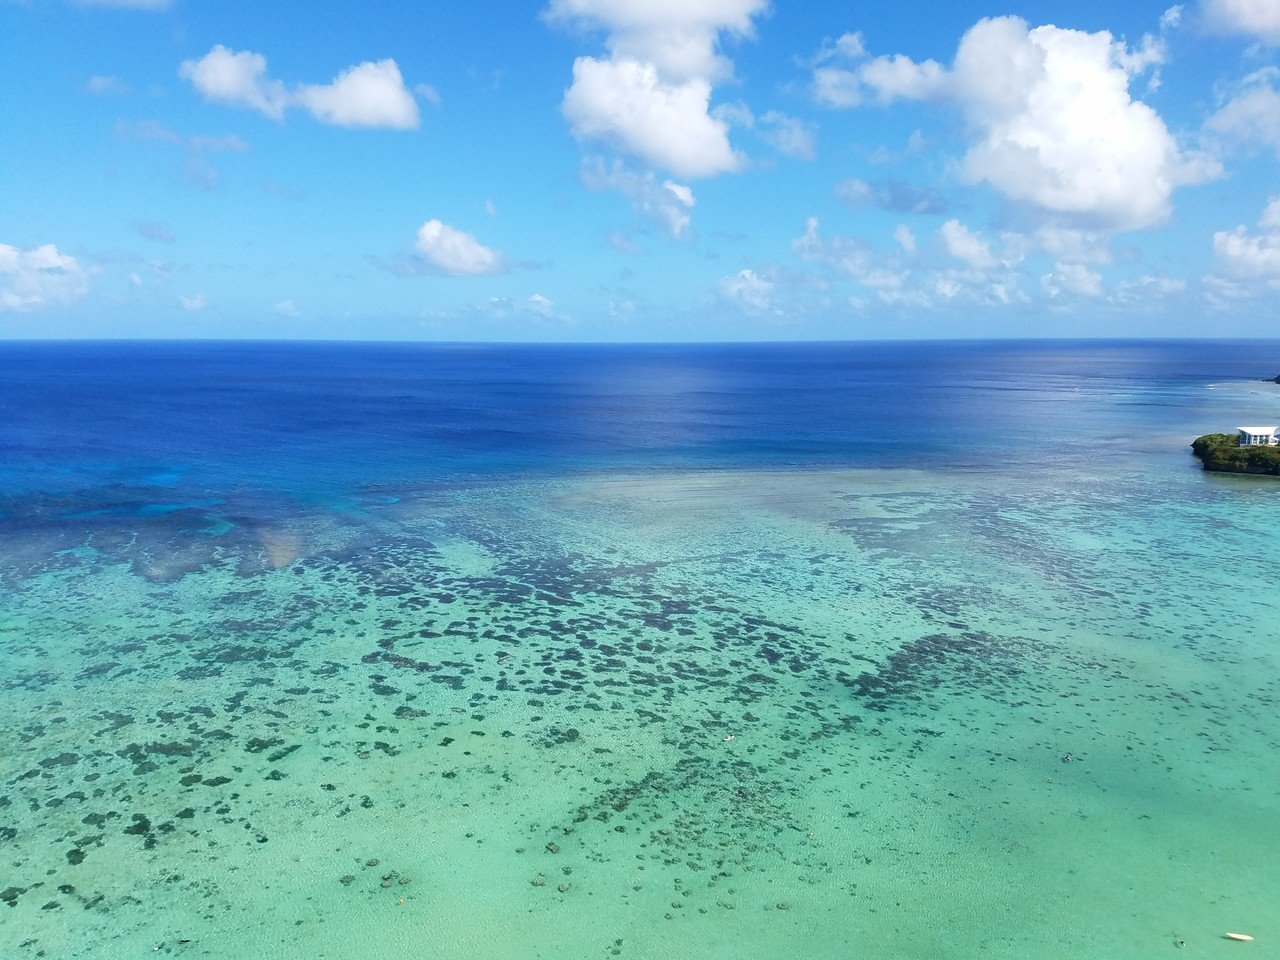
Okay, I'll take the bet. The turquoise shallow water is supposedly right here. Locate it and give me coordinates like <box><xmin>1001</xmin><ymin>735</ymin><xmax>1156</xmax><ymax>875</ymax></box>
<box><xmin>2</xmin><ymin>343</ymin><xmax>1279</xmax><ymax>959</ymax></box>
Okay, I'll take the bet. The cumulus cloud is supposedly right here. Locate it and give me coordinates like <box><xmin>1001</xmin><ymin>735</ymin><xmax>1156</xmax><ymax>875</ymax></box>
<box><xmin>938</xmin><ymin>220</ymin><xmax>998</xmax><ymax>270</ymax></box>
<box><xmin>549</xmin><ymin>0</ymin><xmax>766</xmax><ymax>178</ymax></box>
<box><xmin>581</xmin><ymin>157</ymin><xmax>696</xmax><ymax>238</ymax></box>
<box><xmin>295</xmin><ymin>61</ymin><xmax>419</xmax><ymax>129</ymax></box>
<box><xmin>523</xmin><ymin>293</ymin><xmax>556</xmax><ymax>318</ymax></box>
<box><xmin>712</xmin><ymin>104</ymin><xmax>816</xmax><ymax>160</ymax></box>
<box><xmin>1201</xmin><ymin>0</ymin><xmax>1280</xmax><ymax>43</ymax></box>
<box><xmin>179</xmin><ymin>293</ymin><xmax>208</xmax><ymax>311</ymax></box>
<box><xmin>758</xmin><ymin>111</ymin><xmax>816</xmax><ymax>160</ymax></box>
<box><xmin>815</xmin><ymin>16</ymin><xmax>1218</xmax><ymax>231</ymax></box>
<box><xmin>1213</xmin><ymin>197</ymin><xmax>1280</xmax><ymax>281</ymax></box>
<box><xmin>1206</xmin><ymin>68</ymin><xmax>1280</xmax><ymax>155</ymax></box>
<box><xmin>793</xmin><ymin>217</ymin><xmax>1029</xmax><ymax>309</ymax></box>
<box><xmin>1042</xmin><ymin>262</ymin><xmax>1104</xmax><ymax>298</ymax></box>
<box><xmin>562</xmin><ymin>58</ymin><xmax>739</xmax><ymax>177</ymax></box>
<box><xmin>717</xmin><ymin>268</ymin><xmax>775</xmax><ymax>313</ymax></box>
<box><xmin>0</xmin><ymin>243</ymin><xmax>90</xmax><ymax>313</ymax></box>
<box><xmin>413</xmin><ymin>220</ymin><xmax>506</xmax><ymax>276</ymax></box>
<box><xmin>275</xmin><ymin>299</ymin><xmax>300</xmax><ymax>317</ymax></box>
<box><xmin>180</xmin><ymin>46</ymin><xmax>420</xmax><ymax>129</ymax></box>
<box><xmin>180</xmin><ymin>47</ymin><xmax>289</xmax><ymax>119</ymax></box>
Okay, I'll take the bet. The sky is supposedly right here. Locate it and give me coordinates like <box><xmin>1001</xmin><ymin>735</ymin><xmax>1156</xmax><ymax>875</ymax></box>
<box><xmin>2</xmin><ymin>0</ymin><xmax>1280</xmax><ymax>341</ymax></box>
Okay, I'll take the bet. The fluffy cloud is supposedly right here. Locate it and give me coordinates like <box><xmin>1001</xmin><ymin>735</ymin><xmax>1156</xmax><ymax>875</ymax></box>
<box><xmin>295</xmin><ymin>61</ymin><xmax>419</xmax><ymax>129</ymax></box>
<box><xmin>1042</xmin><ymin>262</ymin><xmax>1104</xmax><ymax>298</ymax></box>
<box><xmin>562</xmin><ymin>59</ymin><xmax>738</xmax><ymax>176</ymax></box>
<box><xmin>180</xmin><ymin>46</ymin><xmax>420</xmax><ymax>129</ymax></box>
<box><xmin>1213</xmin><ymin>197</ymin><xmax>1280</xmax><ymax>281</ymax></box>
<box><xmin>0</xmin><ymin>243</ymin><xmax>90</xmax><ymax>313</ymax></box>
<box><xmin>793</xmin><ymin>217</ymin><xmax>1029</xmax><ymax>309</ymax></box>
<box><xmin>1206</xmin><ymin>69</ymin><xmax>1280</xmax><ymax>154</ymax></box>
<box><xmin>549</xmin><ymin>0</ymin><xmax>767</xmax><ymax>178</ymax></box>
<box><xmin>815</xmin><ymin>16</ymin><xmax>1217</xmax><ymax>231</ymax></box>
<box><xmin>1201</xmin><ymin>0</ymin><xmax>1280</xmax><ymax>42</ymax></box>
<box><xmin>757</xmin><ymin>111</ymin><xmax>816</xmax><ymax>160</ymax></box>
<box><xmin>523</xmin><ymin>294</ymin><xmax>556</xmax><ymax>318</ymax></box>
<box><xmin>581</xmin><ymin>157</ymin><xmax>696</xmax><ymax>237</ymax></box>
<box><xmin>713</xmin><ymin>104</ymin><xmax>817</xmax><ymax>160</ymax></box>
<box><xmin>414</xmin><ymin>220</ymin><xmax>506</xmax><ymax>276</ymax></box>
<box><xmin>179</xmin><ymin>293</ymin><xmax>208</xmax><ymax>311</ymax></box>
<box><xmin>275</xmin><ymin>299</ymin><xmax>300</xmax><ymax>317</ymax></box>
<box><xmin>938</xmin><ymin>220</ymin><xmax>997</xmax><ymax>270</ymax></box>
<box><xmin>717</xmin><ymin>269</ymin><xmax>775</xmax><ymax>313</ymax></box>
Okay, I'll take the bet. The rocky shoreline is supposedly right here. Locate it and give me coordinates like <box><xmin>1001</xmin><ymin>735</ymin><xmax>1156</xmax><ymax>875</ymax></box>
<box><xmin>1191</xmin><ymin>433</ymin><xmax>1280</xmax><ymax>476</ymax></box>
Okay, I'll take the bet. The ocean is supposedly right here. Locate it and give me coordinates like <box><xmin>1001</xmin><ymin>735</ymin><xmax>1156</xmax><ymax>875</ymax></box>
<box><xmin>1</xmin><ymin>339</ymin><xmax>1278</xmax><ymax>959</ymax></box>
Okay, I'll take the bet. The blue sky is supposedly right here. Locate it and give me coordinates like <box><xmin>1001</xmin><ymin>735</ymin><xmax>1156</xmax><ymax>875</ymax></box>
<box><xmin>2</xmin><ymin>0</ymin><xmax>1279</xmax><ymax>341</ymax></box>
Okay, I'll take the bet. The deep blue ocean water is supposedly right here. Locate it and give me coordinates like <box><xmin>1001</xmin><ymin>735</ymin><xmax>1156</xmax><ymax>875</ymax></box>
<box><xmin>3</xmin><ymin>339</ymin><xmax>1278</xmax><ymax>500</ymax></box>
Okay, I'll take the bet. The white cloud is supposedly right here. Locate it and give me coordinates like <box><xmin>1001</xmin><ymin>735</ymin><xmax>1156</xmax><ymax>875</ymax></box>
<box><xmin>414</xmin><ymin>220</ymin><xmax>505</xmax><ymax>276</ymax></box>
<box><xmin>1213</xmin><ymin>198</ymin><xmax>1280</xmax><ymax>280</ymax></box>
<box><xmin>1042</xmin><ymin>262</ymin><xmax>1104</xmax><ymax>297</ymax></box>
<box><xmin>1115</xmin><ymin>274</ymin><xmax>1187</xmax><ymax>302</ymax></box>
<box><xmin>563</xmin><ymin>58</ymin><xmax>739</xmax><ymax>177</ymax></box>
<box><xmin>793</xmin><ymin>217</ymin><xmax>1030</xmax><ymax>309</ymax></box>
<box><xmin>939</xmin><ymin>220</ymin><xmax>998</xmax><ymax>269</ymax></box>
<box><xmin>860</xmin><ymin>54</ymin><xmax>947</xmax><ymax>103</ymax></box>
<box><xmin>812</xmin><ymin>66</ymin><xmax>863</xmax><ymax>108</ymax></box>
<box><xmin>547</xmin><ymin>0</ymin><xmax>767</xmax><ymax>81</ymax></box>
<box><xmin>717</xmin><ymin>268</ymin><xmax>775</xmax><ymax>313</ymax></box>
<box><xmin>295</xmin><ymin>60</ymin><xmax>418</xmax><ymax>129</ymax></box>
<box><xmin>180</xmin><ymin>47</ymin><xmax>289</xmax><ymax>120</ymax></box>
<box><xmin>549</xmin><ymin>0</ymin><xmax>766</xmax><ymax>178</ymax></box>
<box><xmin>180</xmin><ymin>46</ymin><xmax>421</xmax><ymax>130</ymax></box>
<box><xmin>581</xmin><ymin>157</ymin><xmax>696</xmax><ymax>238</ymax></box>
<box><xmin>1261</xmin><ymin>197</ymin><xmax>1280</xmax><ymax>231</ymax></box>
<box><xmin>758</xmin><ymin>111</ymin><xmax>816</xmax><ymax>160</ymax></box>
<box><xmin>275</xmin><ymin>299</ymin><xmax>300</xmax><ymax>317</ymax></box>
<box><xmin>1032</xmin><ymin>226</ymin><xmax>1113</xmax><ymax>265</ymax></box>
<box><xmin>179</xmin><ymin>293</ymin><xmax>208</xmax><ymax>311</ymax></box>
<box><xmin>815</xmin><ymin>16</ymin><xmax>1218</xmax><ymax>231</ymax></box>
<box><xmin>0</xmin><ymin>243</ymin><xmax>90</xmax><ymax>313</ymax></box>
<box><xmin>1202</xmin><ymin>0</ymin><xmax>1280</xmax><ymax>43</ymax></box>
<box><xmin>1206</xmin><ymin>69</ymin><xmax>1280</xmax><ymax>155</ymax></box>
<box><xmin>524</xmin><ymin>293</ymin><xmax>555</xmax><ymax>318</ymax></box>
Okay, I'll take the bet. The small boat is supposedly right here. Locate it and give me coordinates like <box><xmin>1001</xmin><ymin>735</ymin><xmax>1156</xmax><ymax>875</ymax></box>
<box><xmin>1225</xmin><ymin>932</ymin><xmax>1254</xmax><ymax>942</ymax></box>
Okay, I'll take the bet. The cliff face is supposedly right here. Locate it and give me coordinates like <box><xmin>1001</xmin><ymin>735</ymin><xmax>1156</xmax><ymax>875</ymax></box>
<box><xmin>1191</xmin><ymin>434</ymin><xmax>1280</xmax><ymax>476</ymax></box>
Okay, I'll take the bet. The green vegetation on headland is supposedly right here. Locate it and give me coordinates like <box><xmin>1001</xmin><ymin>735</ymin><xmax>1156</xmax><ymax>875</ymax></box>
<box><xmin>1191</xmin><ymin>434</ymin><xmax>1280</xmax><ymax>476</ymax></box>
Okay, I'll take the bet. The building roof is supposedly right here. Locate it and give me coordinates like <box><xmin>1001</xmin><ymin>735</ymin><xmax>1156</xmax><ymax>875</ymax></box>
<box><xmin>1237</xmin><ymin>425</ymin><xmax>1279</xmax><ymax>433</ymax></box>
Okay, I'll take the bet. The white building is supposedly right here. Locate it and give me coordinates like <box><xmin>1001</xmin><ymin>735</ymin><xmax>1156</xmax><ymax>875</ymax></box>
<box><xmin>1237</xmin><ymin>426</ymin><xmax>1279</xmax><ymax>446</ymax></box>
